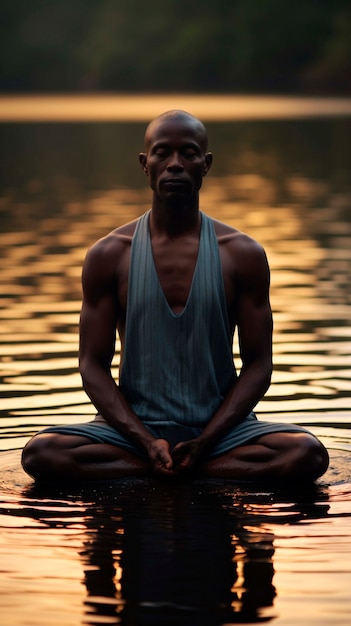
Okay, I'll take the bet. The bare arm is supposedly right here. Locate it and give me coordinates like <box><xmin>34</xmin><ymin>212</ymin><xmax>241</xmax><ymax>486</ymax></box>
<box><xmin>172</xmin><ymin>237</ymin><xmax>273</xmax><ymax>469</ymax></box>
<box><xmin>78</xmin><ymin>237</ymin><xmax>174</xmax><ymax>473</ymax></box>
<box><xmin>202</xmin><ymin>241</ymin><xmax>272</xmax><ymax>438</ymax></box>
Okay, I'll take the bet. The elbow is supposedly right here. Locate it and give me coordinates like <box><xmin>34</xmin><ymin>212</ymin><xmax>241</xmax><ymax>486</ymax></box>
<box><xmin>242</xmin><ymin>356</ymin><xmax>272</xmax><ymax>394</ymax></box>
<box><xmin>79</xmin><ymin>353</ymin><xmax>111</xmax><ymax>390</ymax></box>
<box><xmin>262</xmin><ymin>368</ymin><xmax>272</xmax><ymax>394</ymax></box>
<box><xmin>79</xmin><ymin>355</ymin><xmax>101</xmax><ymax>395</ymax></box>
<box><xmin>79</xmin><ymin>362</ymin><xmax>93</xmax><ymax>397</ymax></box>
<box><xmin>79</xmin><ymin>355</ymin><xmax>90</xmax><ymax>386</ymax></box>
<box><xmin>261</xmin><ymin>356</ymin><xmax>273</xmax><ymax>391</ymax></box>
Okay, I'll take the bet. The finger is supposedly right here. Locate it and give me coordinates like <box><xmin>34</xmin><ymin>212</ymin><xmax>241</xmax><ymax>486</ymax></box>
<box><xmin>159</xmin><ymin>452</ymin><xmax>173</xmax><ymax>469</ymax></box>
<box><xmin>171</xmin><ymin>445</ymin><xmax>185</xmax><ymax>463</ymax></box>
<box><xmin>154</xmin><ymin>465</ymin><xmax>176</xmax><ymax>477</ymax></box>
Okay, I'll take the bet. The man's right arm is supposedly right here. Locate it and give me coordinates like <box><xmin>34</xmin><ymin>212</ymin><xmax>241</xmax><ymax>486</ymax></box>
<box><xmin>78</xmin><ymin>237</ymin><xmax>174</xmax><ymax>474</ymax></box>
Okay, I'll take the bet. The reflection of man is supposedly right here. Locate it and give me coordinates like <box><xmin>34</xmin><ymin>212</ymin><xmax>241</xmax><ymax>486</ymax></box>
<box><xmin>81</xmin><ymin>483</ymin><xmax>277</xmax><ymax>625</ymax></box>
<box><xmin>22</xmin><ymin>110</ymin><xmax>329</xmax><ymax>482</ymax></box>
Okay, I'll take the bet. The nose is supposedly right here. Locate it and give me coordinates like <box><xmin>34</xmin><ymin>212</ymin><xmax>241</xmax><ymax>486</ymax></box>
<box><xmin>167</xmin><ymin>151</ymin><xmax>183</xmax><ymax>171</ymax></box>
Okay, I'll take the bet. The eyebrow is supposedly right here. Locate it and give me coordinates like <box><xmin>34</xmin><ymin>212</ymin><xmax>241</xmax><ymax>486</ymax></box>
<box><xmin>151</xmin><ymin>141</ymin><xmax>201</xmax><ymax>152</ymax></box>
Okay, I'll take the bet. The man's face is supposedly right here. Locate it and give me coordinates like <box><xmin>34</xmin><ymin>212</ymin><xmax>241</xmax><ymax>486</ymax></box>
<box><xmin>140</xmin><ymin>118</ymin><xmax>212</xmax><ymax>205</ymax></box>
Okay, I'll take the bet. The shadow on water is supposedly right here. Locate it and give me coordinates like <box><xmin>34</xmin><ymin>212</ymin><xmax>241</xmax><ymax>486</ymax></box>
<box><xmin>0</xmin><ymin>473</ymin><xmax>332</xmax><ymax>626</ymax></box>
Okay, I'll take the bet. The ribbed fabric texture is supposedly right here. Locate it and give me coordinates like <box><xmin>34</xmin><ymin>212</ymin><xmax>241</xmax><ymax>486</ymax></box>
<box><xmin>119</xmin><ymin>211</ymin><xmax>236</xmax><ymax>427</ymax></box>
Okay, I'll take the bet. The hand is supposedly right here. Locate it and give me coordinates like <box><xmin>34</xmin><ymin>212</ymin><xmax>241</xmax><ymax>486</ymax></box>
<box><xmin>147</xmin><ymin>438</ymin><xmax>175</xmax><ymax>476</ymax></box>
<box><xmin>171</xmin><ymin>439</ymin><xmax>205</xmax><ymax>474</ymax></box>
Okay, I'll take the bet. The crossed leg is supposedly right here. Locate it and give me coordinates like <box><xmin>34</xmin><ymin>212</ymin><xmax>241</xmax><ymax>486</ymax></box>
<box><xmin>200</xmin><ymin>432</ymin><xmax>329</xmax><ymax>482</ymax></box>
<box><xmin>21</xmin><ymin>433</ymin><xmax>150</xmax><ymax>482</ymax></box>
<box><xmin>22</xmin><ymin>431</ymin><xmax>329</xmax><ymax>483</ymax></box>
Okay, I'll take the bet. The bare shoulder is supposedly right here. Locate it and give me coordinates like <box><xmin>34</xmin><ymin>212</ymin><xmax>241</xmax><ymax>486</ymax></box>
<box><xmin>83</xmin><ymin>218</ymin><xmax>138</xmax><ymax>276</ymax></box>
<box><xmin>86</xmin><ymin>218</ymin><xmax>138</xmax><ymax>260</ymax></box>
<box><xmin>211</xmin><ymin>217</ymin><xmax>268</xmax><ymax>267</ymax></box>
<box><xmin>211</xmin><ymin>218</ymin><xmax>270</xmax><ymax>312</ymax></box>
<box><xmin>82</xmin><ymin>218</ymin><xmax>139</xmax><ymax>294</ymax></box>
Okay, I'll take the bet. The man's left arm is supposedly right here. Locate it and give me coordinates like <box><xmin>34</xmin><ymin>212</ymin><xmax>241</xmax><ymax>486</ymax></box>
<box><xmin>172</xmin><ymin>238</ymin><xmax>273</xmax><ymax>469</ymax></box>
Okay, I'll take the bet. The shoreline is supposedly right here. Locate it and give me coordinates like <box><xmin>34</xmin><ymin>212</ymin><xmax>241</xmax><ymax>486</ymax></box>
<box><xmin>1</xmin><ymin>93</ymin><xmax>351</xmax><ymax>122</ymax></box>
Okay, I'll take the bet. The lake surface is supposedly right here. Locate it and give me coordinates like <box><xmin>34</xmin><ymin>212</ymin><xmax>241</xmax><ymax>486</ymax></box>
<box><xmin>0</xmin><ymin>96</ymin><xmax>351</xmax><ymax>625</ymax></box>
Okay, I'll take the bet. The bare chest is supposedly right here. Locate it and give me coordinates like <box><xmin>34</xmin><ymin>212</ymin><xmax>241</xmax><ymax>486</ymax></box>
<box><xmin>116</xmin><ymin>227</ymin><xmax>237</xmax><ymax>333</ymax></box>
<box><xmin>151</xmin><ymin>237</ymin><xmax>199</xmax><ymax>313</ymax></box>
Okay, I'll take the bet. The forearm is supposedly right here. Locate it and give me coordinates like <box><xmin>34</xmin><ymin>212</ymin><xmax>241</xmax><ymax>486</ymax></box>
<box><xmin>80</xmin><ymin>360</ymin><xmax>155</xmax><ymax>451</ymax></box>
<box><xmin>198</xmin><ymin>360</ymin><xmax>272</xmax><ymax>452</ymax></box>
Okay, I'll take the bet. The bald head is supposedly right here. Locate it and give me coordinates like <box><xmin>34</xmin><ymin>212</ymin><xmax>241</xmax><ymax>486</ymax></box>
<box><xmin>144</xmin><ymin>110</ymin><xmax>208</xmax><ymax>151</ymax></box>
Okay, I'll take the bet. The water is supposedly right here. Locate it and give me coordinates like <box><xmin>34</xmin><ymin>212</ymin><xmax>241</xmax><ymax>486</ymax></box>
<box><xmin>0</xmin><ymin>98</ymin><xmax>351</xmax><ymax>624</ymax></box>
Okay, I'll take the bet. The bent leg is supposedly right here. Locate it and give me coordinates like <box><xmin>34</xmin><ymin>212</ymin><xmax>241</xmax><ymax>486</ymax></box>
<box><xmin>199</xmin><ymin>432</ymin><xmax>329</xmax><ymax>482</ymax></box>
<box><xmin>22</xmin><ymin>432</ymin><xmax>151</xmax><ymax>482</ymax></box>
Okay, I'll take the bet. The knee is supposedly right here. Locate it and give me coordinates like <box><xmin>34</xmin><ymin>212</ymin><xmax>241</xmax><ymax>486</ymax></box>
<box><xmin>293</xmin><ymin>434</ymin><xmax>329</xmax><ymax>481</ymax></box>
<box><xmin>21</xmin><ymin>434</ymin><xmax>58</xmax><ymax>480</ymax></box>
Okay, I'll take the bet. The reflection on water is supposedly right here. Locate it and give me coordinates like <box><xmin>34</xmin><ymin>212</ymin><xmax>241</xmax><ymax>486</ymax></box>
<box><xmin>81</xmin><ymin>482</ymin><xmax>276</xmax><ymax>625</ymax></box>
<box><xmin>1</xmin><ymin>107</ymin><xmax>351</xmax><ymax>625</ymax></box>
<box><xmin>3</xmin><ymin>461</ymin><xmax>349</xmax><ymax>626</ymax></box>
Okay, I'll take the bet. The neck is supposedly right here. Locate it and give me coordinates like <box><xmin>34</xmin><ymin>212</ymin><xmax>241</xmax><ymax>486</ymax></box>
<box><xmin>150</xmin><ymin>198</ymin><xmax>200</xmax><ymax>236</ymax></box>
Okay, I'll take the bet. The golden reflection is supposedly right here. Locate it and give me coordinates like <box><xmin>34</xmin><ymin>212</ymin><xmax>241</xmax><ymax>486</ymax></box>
<box><xmin>1</xmin><ymin>94</ymin><xmax>351</xmax><ymax>121</ymax></box>
<box><xmin>0</xmin><ymin>477</ymin><xmax>335</xmax><ymax>626</ymax></box>
<box><xmin>79</xmin><ymin>483</ymin><xmax>278</xmax><ymax>624</ymax></box>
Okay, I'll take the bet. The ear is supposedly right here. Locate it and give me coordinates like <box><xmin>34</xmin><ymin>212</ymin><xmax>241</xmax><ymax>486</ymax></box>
<box><xmin>139</xmin><ymin>153</ymin><xmax>148</xmax><ymax>175</ymax></box>
<box><xmin>203</xmin><ymin>152</ymin><xmax>213</xmax><ymax>176</ymax></box>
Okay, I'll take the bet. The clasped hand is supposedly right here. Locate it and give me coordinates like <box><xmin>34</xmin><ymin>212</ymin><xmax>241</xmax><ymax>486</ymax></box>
<box><xmin>148</xmin><ymin>438</ymin><xmax>204</xmax><ymax>476</ymax></box>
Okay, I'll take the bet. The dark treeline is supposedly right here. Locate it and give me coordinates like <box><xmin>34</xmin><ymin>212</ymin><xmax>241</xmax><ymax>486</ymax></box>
<box><xmin>1</xmin><ymin>0</ymin><xmax>351</xmax><ymax>94</ymax></box>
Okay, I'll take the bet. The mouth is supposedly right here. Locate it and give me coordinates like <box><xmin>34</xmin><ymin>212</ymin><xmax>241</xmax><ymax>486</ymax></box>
<box><xmin>163</xmin><ymin>178</ymin><xmax>187</xmax><ymax>189</ymax></box>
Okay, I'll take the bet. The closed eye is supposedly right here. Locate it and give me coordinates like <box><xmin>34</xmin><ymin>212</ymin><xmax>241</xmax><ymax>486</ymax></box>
<box><xmin>183</xmin><ymin>149</ymin><xmax>198</xmax><ymax>158</ymax></box>
<box><xmin>152</xmin><ymin>144</ymin><xmax>170</xmax><ymax>157</ymax></box>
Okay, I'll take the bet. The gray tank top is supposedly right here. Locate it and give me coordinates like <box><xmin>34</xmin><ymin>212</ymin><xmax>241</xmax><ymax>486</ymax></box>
<box><xmin>119</xmin><ymin>210</ymin><xmax>236</xmax><ymax>426</ymax></box>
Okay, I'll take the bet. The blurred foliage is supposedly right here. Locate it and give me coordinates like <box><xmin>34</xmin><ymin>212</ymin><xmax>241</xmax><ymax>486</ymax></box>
<box><xmin>1</xmin><ymin>0</ymin><xmax>350</xmax><ymax>93</ymax></box>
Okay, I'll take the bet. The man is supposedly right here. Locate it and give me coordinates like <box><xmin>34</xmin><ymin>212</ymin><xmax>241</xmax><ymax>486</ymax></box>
<box><xmin>22</xmin><ymin>110</ymin><xmax>329</xmax><ymax>482</ymax></box>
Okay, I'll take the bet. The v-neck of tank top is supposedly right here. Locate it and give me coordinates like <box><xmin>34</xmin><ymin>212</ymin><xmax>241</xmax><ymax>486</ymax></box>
<box><xmin>147</xmin><ymin>211</ymin><xmax>203</xmax><ymax>319</ymax></box>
